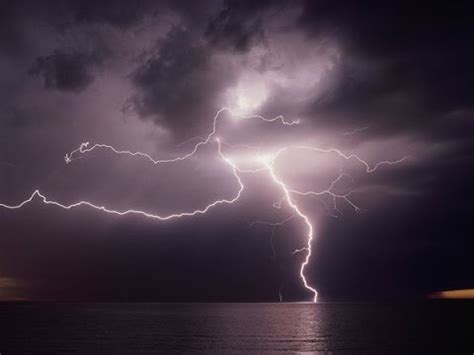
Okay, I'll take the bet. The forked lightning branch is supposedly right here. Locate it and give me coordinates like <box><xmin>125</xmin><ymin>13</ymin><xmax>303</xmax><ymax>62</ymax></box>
<box><xmin>0</xmin><ymin>108</ymin><xmax>407</xmax><ymax>302</ymax></box>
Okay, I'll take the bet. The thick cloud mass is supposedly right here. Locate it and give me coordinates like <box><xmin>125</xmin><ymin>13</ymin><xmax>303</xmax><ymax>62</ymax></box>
<box><xmin>0</xmin><ymin>0</ymin><xmax>472</xmax><ymax>301</ymax></box>
<box><xmin>128</xmin><ymin>27</ymin><xmax>221</xmax><ymax>134</ymax></box>
<box><xmin>205</xmin><ymin>0</ymin><xmax>272</xmax><ymax>52</ymax></box>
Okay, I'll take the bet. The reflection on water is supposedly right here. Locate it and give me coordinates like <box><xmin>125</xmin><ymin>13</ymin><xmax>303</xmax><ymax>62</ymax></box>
<box><xmin>0</xmin><ymin>302</ymin><xmax>471</xmax><ymax>353</ymax></box>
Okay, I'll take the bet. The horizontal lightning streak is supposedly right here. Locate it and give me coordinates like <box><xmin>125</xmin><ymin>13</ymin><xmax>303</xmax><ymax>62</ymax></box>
<box><xmin>1</xmin><ymin>141</ymin><xmax>245</xmax><ymax>221</ymax></box>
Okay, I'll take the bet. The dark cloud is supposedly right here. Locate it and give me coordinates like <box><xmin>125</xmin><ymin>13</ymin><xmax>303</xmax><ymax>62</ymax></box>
<box><xmin>72</xmin><ymin>0</ymin><xmax>218</xmax><ymax>29</ymax></box>
<box><xmin>72</xmin><ymin>0</ymin><xmax>158</xmax><ymax>29</ymax></box>
<box><xmin>28</xmin><ymin>50</ymin><xmax>101</xmax><ymax>92</ymax></box>
<box><xmin>297</xmin><ymin>0</ymin><xmax>474</xmax><ymax>140</ymax></box>
<box><xmin>128</xmin><ymin>26</ymin><xmax>233</xmax><ymax>136</ymax></box>
<box><xmin>0</xmin><ymin>2</ymin><xmax>26</xmax><ymax>56</ymax></box>
<box><xmin>205</xmin><ymin>0</ymin><xmax>271</xmax><ymax>52</ymax></box>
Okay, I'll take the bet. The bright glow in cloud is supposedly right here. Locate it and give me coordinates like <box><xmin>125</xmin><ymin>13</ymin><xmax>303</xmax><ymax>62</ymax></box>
<box><xmin>220</xmin><ymin>32</ymin><xmax>341</xmax><ymax>121</ymax></box>
<box><xmin>225</xmin><ymin>73</ymin><xmax>270</xmax><ymax>115</ymax></box>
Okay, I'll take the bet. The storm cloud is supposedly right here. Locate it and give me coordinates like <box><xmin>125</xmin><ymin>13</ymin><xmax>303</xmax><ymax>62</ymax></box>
<box><xmin>0</xmin><ymin>0</ymin><xmax>472</xmax><ymax>301</ymax></box>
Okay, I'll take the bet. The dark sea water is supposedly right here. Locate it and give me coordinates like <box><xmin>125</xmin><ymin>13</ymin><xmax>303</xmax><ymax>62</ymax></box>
<box><xmin>0</xmin><ymin>301</ymin><xmax>472</xmax><ymax>354</ymax></box>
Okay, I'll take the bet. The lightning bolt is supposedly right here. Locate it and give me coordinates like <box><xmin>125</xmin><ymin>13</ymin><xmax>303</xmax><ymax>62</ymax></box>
<box><xmin>250</xmin><ymin>146</ymin><xmax>408</xmax><ymax>301</ymax></box>
<box><xmin>0</xmin><ymin>107</ymin><xmax>407</xmax><ymax>302</ymax></box>
<box><xmin>262</xmin><ymin>160</ymin><xmax>318</xmax><ymax>301</ymax></box>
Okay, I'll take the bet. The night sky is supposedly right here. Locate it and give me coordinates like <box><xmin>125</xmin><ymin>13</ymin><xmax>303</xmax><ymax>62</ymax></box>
<box><xmin>0</xmin><ymin>0</ymin><xmax>473</xmax><ymax>302</ymax></box>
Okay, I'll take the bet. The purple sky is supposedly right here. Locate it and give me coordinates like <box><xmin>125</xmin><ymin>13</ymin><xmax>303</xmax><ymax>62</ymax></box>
<box><xmin>0</xmin><ymin>0</ymin><xmax>473</xmax><ymax>301</ymax></box>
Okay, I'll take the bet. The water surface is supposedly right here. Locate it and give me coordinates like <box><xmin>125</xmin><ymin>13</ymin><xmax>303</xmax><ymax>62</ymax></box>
<box><xmin>0</xmin><ymin>302</ymin><xmax>471</xmax><ymax>353</ymax></box>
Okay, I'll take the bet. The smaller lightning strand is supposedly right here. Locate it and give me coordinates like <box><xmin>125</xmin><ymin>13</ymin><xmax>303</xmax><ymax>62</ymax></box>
<box><xmin>249</xmin><ymin>214</ymin><xmax>294</xmax><ymax>229</ymax></box>
<box><xmin>65</xmin><ymin>107</ymin><xmax>298</xmax><ymax>165</ymax></box>
<box><xmin>342</xmin><ymin>126</ymin><xmax>369</xmax><ymax>136</ymax></box>
<box><xmin>274</xmin><ymin>145</ymin><xmax>408</xmax><ymax>173</ymax></box>
<box><xmin>288</xmin><ymin>168</ymin><xmax>362</xmax><ymax>214</ymax></box>
<box><xmin>250</xmin><ymin>215</ymin><xmax>294</xmax><ymax>260</ymax></box>
<box><xmin>250</xmin><ymin>216</ymin><xmax>295</xmax><ymax>301</ymax></box>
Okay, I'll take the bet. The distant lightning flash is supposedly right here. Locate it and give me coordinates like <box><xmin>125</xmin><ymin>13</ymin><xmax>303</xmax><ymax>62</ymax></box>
<box><xmin>0</xmin><ymin>107</ymin><xmax>406</xmax><ymax>302</ymax></box>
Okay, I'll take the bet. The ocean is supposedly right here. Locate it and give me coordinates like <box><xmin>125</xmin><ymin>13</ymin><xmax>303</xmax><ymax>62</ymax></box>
<box><xmin>0</xmin><ymin>301</ymin><xmax>471</xmax><ymax>354</ymax></box>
